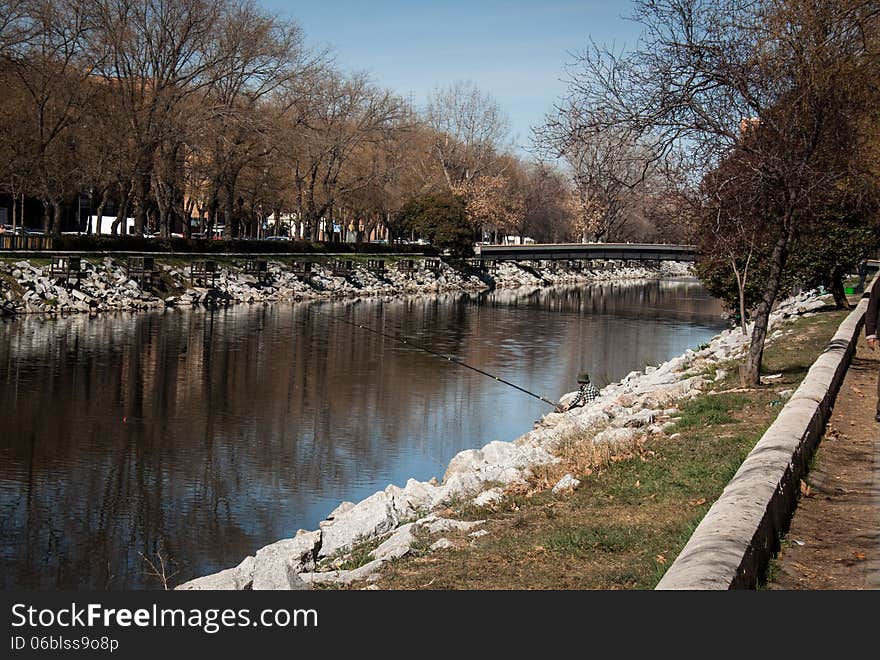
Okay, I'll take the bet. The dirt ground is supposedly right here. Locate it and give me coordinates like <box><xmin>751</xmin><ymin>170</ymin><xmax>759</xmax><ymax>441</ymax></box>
<box><xmin>768</xmin><ymin>338</ymin><xmax>880</xmax><ymax>589</ymax></box>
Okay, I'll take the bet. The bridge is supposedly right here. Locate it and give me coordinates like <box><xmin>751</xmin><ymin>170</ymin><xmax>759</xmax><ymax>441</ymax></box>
<box><xmin>474</xmin><ymin>242</ymin><xmax>697</xmax><ymax>263</ymax></box>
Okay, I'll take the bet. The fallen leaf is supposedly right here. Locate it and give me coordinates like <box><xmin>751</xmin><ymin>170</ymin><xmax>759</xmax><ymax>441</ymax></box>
<box><xmin>800</xmin><ymin>480</ymin><xmax>813</xmax><ymax>497</ymax></box>
<box><xmin>688</xmin><ymin>498</ymin><xmax>707</xmax><ymax>507</ymax></box>
<box><xmin>655</xmin><ymin>554</ymin><xmax>666</xmax><ymax>564</ymax></box>
<box><xmin>634</xmin><ymin>480</ymin><xmax>641</xmax><ymax>488</ymax></box>
<box><xmin>853</xmin><ymin>552</ymin><xmax>866</xmax><ymax>561</ymax></box>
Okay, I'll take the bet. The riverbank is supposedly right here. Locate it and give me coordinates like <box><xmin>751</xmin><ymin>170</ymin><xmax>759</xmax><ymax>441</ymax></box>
<box><xmin>175</xmin><ymin>288</ymin><xmax>834</xmax><ymax>590</ymax></box>
<box><xmin>0</xmin><ymin>255</ymin><xmax>691</xmax><ymax>316</ymax></box>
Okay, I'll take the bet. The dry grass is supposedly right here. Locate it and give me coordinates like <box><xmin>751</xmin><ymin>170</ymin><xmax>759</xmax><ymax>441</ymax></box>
<box><xmin>517</xmin><ymin>432</ymin><xmax>645</xmax><ymax>498</ymax></box>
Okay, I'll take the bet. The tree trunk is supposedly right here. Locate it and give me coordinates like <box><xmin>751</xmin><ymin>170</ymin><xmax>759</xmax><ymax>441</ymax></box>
<box><xmin>93</xmin><ymin>189</ymin><xmax>109</xmax><ymax>235</ymax></box>
<box><xmin>223</xmin><ymin>187</ymin><xmax>235</xmax><ymax>239</ymax></box>
<box><xmin>158</xmin><ymin>203</ymin><xmax>169</xmax><ymax>238</ymax></box>
<box><xmin>741</xmin><ymin>216</ymin><xmax>795</xmax><ymax>386</ymax></box>
<box><xmin>112</xmin><ymin>187</ymin><xmax>129</xmax><ymax>236</ymax></box>
<box><xmin>206</xmin><ymin>196</ymin><xmax>219</xmax><ymax>240</ymax></box>
<box><xmin>133</xmin><ymin>171</ymin><xmax>151</xmax><ymax>236</ymax></box>
<box><xmin>50</xmin><ymin>199</ymin><xmax>63</xmax><ymax>235</ymax></box>
<box><xmin>830</xmin><ymin>268</ymin><xmax>851</xmax><ymax>309</ymax></box>
<box><xmin>732</xmin><ymin>259</ymin><xmax>749</xmax><ymax>335</ymax></box>
<box><xmin>86</xmin><ymin>190</ymin><xmax>95</xmax><ymax>235</ymax></box>
<box><xmin>41</xmin><ymin>200</ymin><xmax>51</xmax><ymax>234</ymax></box>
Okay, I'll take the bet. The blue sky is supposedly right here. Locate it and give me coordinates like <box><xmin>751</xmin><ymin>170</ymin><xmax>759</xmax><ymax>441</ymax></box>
<box><xmin>262</xmin><ymin>1</ymin><xmax>641</xmax><ymax>151</ymax></box>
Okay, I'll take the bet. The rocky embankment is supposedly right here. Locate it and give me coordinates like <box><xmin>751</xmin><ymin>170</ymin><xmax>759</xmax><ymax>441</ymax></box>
<box><xmin>0</xmin><ymin>256</ymin><xmax>692</xmax><ymax>316</ymax></box>
<box><xmin>176</xmin><ymin>288</ymin><xmax>828</xmax><ymax>590</ymax></box>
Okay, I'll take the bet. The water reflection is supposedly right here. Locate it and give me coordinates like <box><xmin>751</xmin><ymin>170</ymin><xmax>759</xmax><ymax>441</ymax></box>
<box><xmin>0</xmin><ymin>279</ymin><xmax>725</xmax><ymax>589</ymax></box>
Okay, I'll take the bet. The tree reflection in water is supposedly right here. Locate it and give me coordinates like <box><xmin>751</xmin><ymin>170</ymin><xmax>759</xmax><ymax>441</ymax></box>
<box><xmin>0</xmin><ymin>279</ymin><xmax>725</xmax><ymax>589</ymax></box>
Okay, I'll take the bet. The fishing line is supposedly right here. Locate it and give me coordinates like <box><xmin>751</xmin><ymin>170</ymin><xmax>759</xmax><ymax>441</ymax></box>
<box><xmin>337</xmin><ymin>316</ymin><xmax>561</xmax><ymax>409</ymax></box>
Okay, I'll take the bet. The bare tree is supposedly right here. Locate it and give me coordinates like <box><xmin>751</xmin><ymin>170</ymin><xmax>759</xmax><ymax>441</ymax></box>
<box><xmin>519</xmin><ymin>161</ymin><xmax>577</xmax><ymax>243</ymax></box>
<box><xmin>88</xmin><ymin>0</ymin><xmax>225</xmax><ymax>235</ymax></box>
<box><xmin>425</xmin><ymin>81</ymin><xmax>510</xmax><ymax>192</ymax></box>
<box><xmin>463</xmin><ymin>171</ymin><xmax>525</xmax><ymax>243</ymax></box>
<box><xmin>701</xmin><ymin>160</ymin><xmax>767</xmax><ymax>335</ymax></box>
<box><xmin>554</xmin><ymin>0</ymin><xmax>879</xmax><ymax>384</ymax></box>
<box><xmin>0</xmin><ymin>0</ymin><xmax>34</xmax><ymax>55</ymax></box>
<box><xmin>538</xmin><ymin>105</ymin><xmax>654</xmax><ymax>242</ymax></box>
<box><xmin>283</xmin><ymin>71</ymin><xmax>406</xmax><ymax>240</ymax></box>
<box><xmin>195</xmin><ymin>0</ymin><xmax>322</xmax><ymax>238</ymax></box>
<box><xmin>3</xmin><ymin>0</ymin><xmax>100</xmax><ymax>234</ymax></box>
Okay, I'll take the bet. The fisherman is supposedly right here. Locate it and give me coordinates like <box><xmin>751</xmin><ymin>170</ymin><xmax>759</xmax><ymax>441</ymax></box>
<box><xmin>558</xmin><ymin>372</ymin><xmax>600</xmax><ymax>412</ymax></box>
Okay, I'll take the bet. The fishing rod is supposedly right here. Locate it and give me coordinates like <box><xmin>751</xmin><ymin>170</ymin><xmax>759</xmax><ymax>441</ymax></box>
<box><xmin>338</xmin><ymin>316</ymin><xmax>561</xmax><ymax>409</ymax></box>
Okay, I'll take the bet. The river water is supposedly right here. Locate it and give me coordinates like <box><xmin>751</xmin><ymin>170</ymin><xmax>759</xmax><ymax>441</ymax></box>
<box><xmin>0</xmin><ymin>279</ymin><xmax>726</xmax><ymax>589</ymax></box>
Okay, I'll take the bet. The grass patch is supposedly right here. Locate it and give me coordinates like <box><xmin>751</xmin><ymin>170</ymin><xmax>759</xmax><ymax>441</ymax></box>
<box><xmin>330</xmin><ymin>537</ymin><xmax>382</xmax><ymax>572</ymax></box>
<box><xmin>669</xmin><ymin>393</ymin><xmax>748</xmax><ymax>430</ymax></box>
<box><xmin>545</xmin><ymin>524</ymin><xmax>644</xmax><ymax>556</ymax></box>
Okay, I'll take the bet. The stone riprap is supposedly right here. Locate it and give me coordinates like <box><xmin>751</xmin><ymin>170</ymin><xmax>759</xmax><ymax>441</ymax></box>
<box><xmin>0</xmin><ymin>257</ymin><xmax>691</xmax><ymax>316</ymax></box>
<box><xmin>175</xmin><ymin>288</ymin><xmax>830</xmax><ymax>590</ymax></box>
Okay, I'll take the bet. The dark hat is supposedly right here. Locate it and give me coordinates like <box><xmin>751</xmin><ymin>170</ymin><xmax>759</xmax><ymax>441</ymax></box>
<box><xmin>577</xmin><ymin>372</ymin><xmax>590</xmax><ymax>383</ymax></box>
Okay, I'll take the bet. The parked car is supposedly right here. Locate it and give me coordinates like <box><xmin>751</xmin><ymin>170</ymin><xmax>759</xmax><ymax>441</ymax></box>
<box><xmin>190</xmin><ymin>232</ymin><xmax>207</xmax><ymax>240</ymax></box>
<box><xmin>264</xmin><ymin>235</ymin><xmax>290</xmax><ymax>241</ymax></box>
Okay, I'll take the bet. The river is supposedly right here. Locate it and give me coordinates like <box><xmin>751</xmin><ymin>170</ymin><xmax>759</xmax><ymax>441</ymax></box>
<box><xmin>0</xmin><ymin>278</ymin><xmax>726</xmax><ymax>589</ymax></box>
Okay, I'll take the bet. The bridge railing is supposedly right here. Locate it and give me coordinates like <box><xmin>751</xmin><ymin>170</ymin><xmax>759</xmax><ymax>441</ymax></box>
<box><xmin>474</xmin><ymin>243</ymin><xmax>697</xmax><ymax>262</ymax></box>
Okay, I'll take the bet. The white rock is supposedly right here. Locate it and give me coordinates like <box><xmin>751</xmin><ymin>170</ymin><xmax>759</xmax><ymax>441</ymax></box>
<box><xmin>473</xmin><ymin>487</ymin><xmax>504</xmax><ymax>507</ymax></box>
<box><xmin>422</xmin><ymin>517</ymin><xmax>486</xmax><ymax>535</ymax></box>
<box><xmin>613</xmin><ymin>409</ymin><xmax>658</xmax><ymax>428</ymax></box>
<box><xmin>443</xmin><ymin>440</ymin><xmax>558</xmax><ymax>492</ymax></box>
<box><xmin>551</xmin><ymin>473</ymin><xmax>581</xmax><ymax>494</ymax></box>
<box><xmin>593</xmin><ymin>427</ymin><xmax>640</xmax><ymax>445</ymax></box>
<box><xmin>175</xmin><ymin>556</ymin><xmax>255</xmax><ymax>591</ymax></box>
<box><xmin>252</xmin><ymin>530</ymin><xmax>321</xmax><ymax>590</ymax></box>
<box><xmin>318</xmin><ymin>491</ymin><xmax>399</xmax><ymax>558</ymax></box>
<box><xmin>468</xmin><ymin>529</ymin><xmax>489</xmax><ymax>538</ymax></box>
<box><xmin>298</xmin><ymin>558</ymin><xmax>385</xmax><ymax>586</ymax></box>
<box><xmin>370</xmin><ymin>523</ymin><xmax>416</xmax><ymax>561</ymax></box>
<box><xmin>429</xmin><ymin>538</ymin><xmax>455</xmax><ymax>551</ymax></box>
<box><xmin>322</xmin><ymin>501</ymin><xmax>356</xmax><ymax>527</ymax></box>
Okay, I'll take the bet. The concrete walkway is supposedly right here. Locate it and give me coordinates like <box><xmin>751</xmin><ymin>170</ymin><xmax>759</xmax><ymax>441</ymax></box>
<box><xmin>769</xmin><ymin>338</ymin><xmax>880</xmax><ymax>589</ymax></box>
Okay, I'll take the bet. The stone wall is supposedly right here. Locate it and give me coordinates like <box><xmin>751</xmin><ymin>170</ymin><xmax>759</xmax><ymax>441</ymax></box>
<box><xmin>655</xmin><ymin>279</ymin><xmax>874</xmax><ymax>590</ymax></box>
